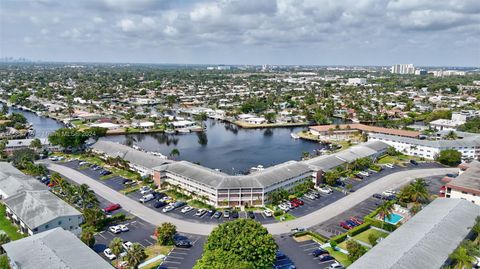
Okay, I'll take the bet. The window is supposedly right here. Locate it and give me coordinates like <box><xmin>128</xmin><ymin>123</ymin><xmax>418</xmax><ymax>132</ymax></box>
<box><xmin>45</xmin><ymin>224</ymin><xmax>49</xmax><ymax>229</ymax></box>
<box><xmin>58</xmin><ymin>221</ymin><xmax>62</xmax><ymax>225</ymax></box>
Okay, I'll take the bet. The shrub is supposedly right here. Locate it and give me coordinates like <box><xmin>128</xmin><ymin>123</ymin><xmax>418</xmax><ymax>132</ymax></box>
<box><xmin>368</xmin><ymin>233</ymin><xmax>379</xmax><ymax>246</ymax></box>
<box><xmin>347</xmin><ymin>223</ymin><xmax>370</xmax><ymax>236</ymax></box>
<box><xmin>273</xmin><ymin>210</ymin><xmax>283</xmax><ymax>217</ymax></box>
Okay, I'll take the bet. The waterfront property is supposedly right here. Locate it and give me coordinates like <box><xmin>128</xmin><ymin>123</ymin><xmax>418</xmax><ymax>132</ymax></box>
<box><xmin>309</xmin><ymin>124</ymin><xmax>421</xmax><ymax>139</ymax></box>
<box><xmin>90</xmin><ymin>140</ymin><xmax>172</xmax><ymax>176</ymax></box>
<box><xmin>4</xmin><ymin>138</ymin><xmax>60</xmax><ymax>155</ymax></box>
<box><xmin>152</xmin><ymin>140</ymin><xmax>389</xmax><ymax>207</ymax></box>
<box><xmin>349</xmin><ymin>198</ymin><xmax>480</xmax><ymax>269</ymax></box>
<box><xmin>445</xmin><ymin>161</ymin><xmax>480</xmax><ymax>204</ymax></box>
<box><xmin>2</xmin><ymin>227</ymin><xmax>113</xmax><ymax>269</ymax></box>
<box><xmin>0</xmin><ymin>162</ymin><xmax>83</xmax><ymax>236</ymax></box>
<box><xmin>368</xmin><ymin>132</ymin><xmax>480</xmax><ymax>161</ymax></box>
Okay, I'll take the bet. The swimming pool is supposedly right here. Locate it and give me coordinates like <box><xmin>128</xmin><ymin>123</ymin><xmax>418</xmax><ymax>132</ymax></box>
<box><xmin>384</xmin><ymin>213</ymin><xmax>403</xmax><ymax>225</ymax></box>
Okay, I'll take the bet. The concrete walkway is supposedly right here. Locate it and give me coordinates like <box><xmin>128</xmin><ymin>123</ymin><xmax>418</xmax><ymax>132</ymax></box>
<box><xmin>44</xmin><ymin>162</ymin><xmax>455</xmax><ymax>236</ymax></box>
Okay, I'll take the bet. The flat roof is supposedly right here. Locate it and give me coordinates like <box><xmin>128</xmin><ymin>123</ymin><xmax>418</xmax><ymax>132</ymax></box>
<box><xmin>310</xmin><ymin>123</ymin><xmax>421</xmax><ymax>138</ymax></box>
<box><xmin>447</xmin><ymin>161</ymin><xmax>480</xmax><ymax>195</ymax></box>
<box><xmin>349</xmin><ymin>199</ymin><xmax>480</xmax><ymax>269</ymax></box>
<box><xmin>3</xmin><ymin>227</ymin><xmax>113</xmax><ymax>269</ymax></box>
<box><xmin>369</xmin><ymin>133</ymin><xmax>480</xmax><ymax>148</ymax></box>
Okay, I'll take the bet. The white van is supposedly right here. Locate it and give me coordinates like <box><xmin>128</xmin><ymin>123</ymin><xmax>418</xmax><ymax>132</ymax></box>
<box><xmin>139</xmin><ymin>193</ymin><xmax>154</xmax><ymax>203</ymax></box>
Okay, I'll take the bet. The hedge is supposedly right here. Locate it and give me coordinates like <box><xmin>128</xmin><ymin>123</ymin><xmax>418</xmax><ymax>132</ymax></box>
<box><xmin>365</xmin><ymin>217</ymin><xmax>397</xmax><ymax>232</ymax></box>
<box><xmin>347</xmin><ymin>223</ymin><xmax>371</xmax><ymax>237</ymax></box>
<box><xmin>330</xmin><ymin>233</ymin><xmax>348</xmax><ymax>244</ymax></box>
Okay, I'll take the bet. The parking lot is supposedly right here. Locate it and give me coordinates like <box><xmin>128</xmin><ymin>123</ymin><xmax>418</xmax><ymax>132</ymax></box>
<box><xmin>158</xmin><ymin>235</ymin><xmax>205</xmax><ymax>269</ymax></box>
<box><xmin>276</xmin><ymin>235</ymin><xmax>336</xmax><ymax>269</ymax></box>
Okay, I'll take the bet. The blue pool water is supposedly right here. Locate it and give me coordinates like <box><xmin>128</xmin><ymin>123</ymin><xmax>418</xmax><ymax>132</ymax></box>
<box><xmin>384</xmin><ymin>213</ymin><xmax>403</xmax><ymax>225</ymax></box>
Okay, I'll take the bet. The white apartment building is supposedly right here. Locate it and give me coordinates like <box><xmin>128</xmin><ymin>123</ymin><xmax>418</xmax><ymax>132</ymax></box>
<box><xmin>446</xmin><ymin>161</ymin><xmax>480</xmax><ymax>205</ymax></box>
<box><xmin>347</xmin><ymin>78</ymin><xmax>367</xmax><ymax>85</ymax></box>
<box><xmin>391</xmin><ymin>64</ymin><xmax>415</xmax><ymax>74</ymax></box>
<box><xmin>369</xmin><ymin>133</ymin><xmax>480</xmax><ymax>161</ymax></box>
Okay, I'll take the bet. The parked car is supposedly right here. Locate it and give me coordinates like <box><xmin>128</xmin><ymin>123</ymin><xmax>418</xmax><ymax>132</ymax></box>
<box><xmin>122</xmin><ymin>179</ymin><xmax>134</xmax><ymax>185</ymax></box>
<box><xmin>350</xmin><ymin>216</ymin><xmax>363</xmax><ymax>225</ymax></box>
<box><xmin>318</xmin><ymin>254</ymin><xmax>334</xmax><ymax>262</ymax></box>
<box><xmin>154</xmin><ymin>201</ymin><xmax>167</xmax><ymax>208</ymax></box>
<box><xmin>318</xmin><ymin>187</ymin><xmax>333</xmax><ymax>194</ymax></box>
<box><xmin>247</xmin><ymin>211</ymin><xmax>255</xmax><ymax>219</ymax></box>
<box><xmin>359</xmin><ymin>171</ymin><xmax>369</xmax><ymax>177</ymax></box>
<box><xmin>162</xmin><ymin>205</ymin><xmax>175</xmax><ymax>212</ymax></box>
<box><xmin>195</xmin><ymin>209</ymin><xmax>207</xmax><ymax>217</ymax></box>
<box><xmin>122</xmin><ymin>241</ymin><xmax>133</xmax><ymax>251</ymax></box>
<box><xmin>100</xmin><ymin>170</ymin><xmax>112</xmax><ymax>176</ymax></box>
<box><xmin>276</xmin><ymin>251</ymin><xmax>286</xmax><ymax>260</ymax></box>
<box><xmin>384</xmin><ymin>163</ymin><xmax>394</xmax><ymax>169</ymax></box>
<box><xmin>118</xmin><ymin>224</ymin><xmax>129</xmax><ymax>232</ymax></box>
<box><xmin>223</xmin><ymin>210</ymin><xmax>230</xmax><ymax>218</ymax></box>
<box><xmin>339</xmin><ymin>222</ymin><xmax>352</xmax><ymax>230</ymax></box>
<box><xmin>139</xmin><ymin>194</ymin><xmax>155</xmax><ymax>203</ymax></box>
<box><xmin>263</xmin><ymin>209</ymin><xmax>273</xmax><ymax>217</ymax></box>
<box><xmin>103</xmin><ymin>203</ymin><xmax>121</xmax><ymax>213</ymax></box>
<box><xmin>231</xmin><ymin>211</ymin><xmax>239</xmax><ymax>218</ymax></box>
<box><xmin>213</xmin><ymin>211</ymin><xmax>222</xmax><ymax>218</ymax></box>
<box><xmin>382</xmin><ymin>190</ymin><xmax>396</xmax><ymax>196</ymax></box>
<box><xmin>181</xmin><ymin>206</ymin><xmax>194</xmax><ymax>213</ymax></box>
<box><xmin>372</xmin><ymin>193</ymin><xmax>384</xmax><ymax>200</ymax></box>
<box><xmin>173</xmin><ymin>201</ymin><xmax>187</xmax><ymax>208</ymax></box>
<box><xmin>103</xmin><ymin>248</ymin><xmax>116</xmax><ymax>260</ymax></box>
<box><xmin>174</xmin><ymin>240</ymin><xmax>192</xmax><ymax>248</ymax></box>
<box><xmin>109</xmin><ymin>226</ymin><xmax>122</xmax><ymax>234</ymax></box>
<box><xmin>355</xmin><ymin>174</ymin><xmax>364</xmax><ymax>179</ymax></box>
<box><xmin>140</xmin><ymin>186</ymin><xmax>153</xmax><ymax>195</ymax></box>
<box><xmin>312</xmin><ymin>248</ymin><xmax>329</xmax><ymax>257</ymax></box>
<box><xmin>410</xmin><ymin>159</ymin><xmax>419</xmax><ymax>165</ymax></box>
<box><xmin>346</xmin><ymin>220</ymin><xmax>358</xmax><ymax>227</ymax></box>
<box><xmin>329</xmin><ymin>262</ymin><xmax>344</xmax><ymax>269</ymax></box>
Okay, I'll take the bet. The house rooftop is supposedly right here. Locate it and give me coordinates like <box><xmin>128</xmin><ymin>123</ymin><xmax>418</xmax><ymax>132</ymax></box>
<box><xmin>2</xmin><ymin>227</ymin><xmax>113</xmax><ymax>269</ymax></box>
<box><xmin>447</xmin><ymin>161</ymin><xmax>480</xmax><ymax>195</ymax></box>
<box><xmin>3</xmin><ymin>190</ymin><xmax>82</xmax><ymax>230</ymax></box>
<box><xmin>349</xmin><ymin>199</ymin><xmax>480</xmax><ymax>269</ymax></box>
<box><xmin>310</xmin><ymin>123</ymin><xmax>421</xmax><ymax>138</ymax></box>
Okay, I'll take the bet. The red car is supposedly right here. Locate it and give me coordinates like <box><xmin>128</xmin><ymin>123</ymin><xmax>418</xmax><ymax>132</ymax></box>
<box><xmin>339</xmin><ymin>221</ymin><xmax>352</xmax><ymax>230</ymax></box>
<box><xmin>290</xmin><ymin>201</ymin><xmax>299</xmax><ymax>208</ymax></box>
<box><xmin>291</xmin><ymin>199</ymin><xmax>304</xmax><ymax>206</ymax></box>
<box><xmin>103</xmin><ymin>203</ymin><xmax>121</xmax><ymax>213</ymax></box>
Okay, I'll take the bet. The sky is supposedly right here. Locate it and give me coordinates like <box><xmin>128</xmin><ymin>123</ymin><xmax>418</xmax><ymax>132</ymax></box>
<box><xmin>1</xmin><ymin>0</ymin><xmax>479</xmax><ymax>66</ymax></box>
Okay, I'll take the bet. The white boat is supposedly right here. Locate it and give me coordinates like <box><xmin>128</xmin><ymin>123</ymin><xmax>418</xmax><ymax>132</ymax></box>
<box><xmin>177</xmin><ymin>128</ymin><xmax>190</xmax><ymax>134</ymax></box>
<box><xmin>165</xmin><ymin>129</ymin><xmax>175</xmax><ymax>134</ymax></box>
<box><xmin>250</xmin><ymin>165</ymin><xmax>265</xmax><ymax>173</ymax></box>
<box><xmin>132</xmin><ymin>145</ymin><xmax>141</xmax><ymax>150</ymax></box>
<box><xmin>290</xmin><ymin>133</ymin><xmax>300</xmax><ymax>139</ymax></box>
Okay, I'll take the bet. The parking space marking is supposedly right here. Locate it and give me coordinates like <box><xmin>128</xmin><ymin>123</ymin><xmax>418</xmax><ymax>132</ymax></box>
<box><xmin>163</xmin><ymin>260</ymin><xmax>182</xmax><ymax>264</ymax></box>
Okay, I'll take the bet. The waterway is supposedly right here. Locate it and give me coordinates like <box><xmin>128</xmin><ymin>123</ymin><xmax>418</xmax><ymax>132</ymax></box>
<box><xmin>102</xmin><ymin>119</ymin><xmax>322</xmax><ymax>174</ymax></box>
<box><xmin>3</xmin><ymin>104</ymin><xmax>324</xmax><ymax>173</ymax></box>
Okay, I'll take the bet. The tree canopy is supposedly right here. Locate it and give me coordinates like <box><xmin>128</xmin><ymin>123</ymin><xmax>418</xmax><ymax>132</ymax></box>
<box><xmin>437</xmin><ymin>149</ymin><xmax>462</xmax><ymax>167</ymax></box>
<box><xmin>194</xmin><ymin>219</ymin><xmax>277</xmax><ymax>269</ymax></box>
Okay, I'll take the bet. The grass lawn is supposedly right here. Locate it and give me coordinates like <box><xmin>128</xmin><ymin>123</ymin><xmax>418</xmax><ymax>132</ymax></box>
<box><xmin>325</xmin><ymin>247</ymin><xmax>352</xmax><ymax>267</ymax></box>
<box><xmin>0</xmin><ymin>204</ymin><xmax>25</xmax><ymax>241</ymax></box>
<box><xmin>378</xmin><ymin>154</ymin><xmax>422</xmax><ymax>165</ymax></box>
<box><xmin>140</xmin><ymin>244</ymin><xmax>173</xmax><ymax>269</ymax></box>
<box><xmin>353</xmin><ymin>229</ymin><xmax>389</xmax><ymax>245</ymax></box>
<box><xmin>188</xmin><ymin>199</ymin><xmax>212</xmax><ymax>209</ymax></box>
<box><xmin>274</xmin><ymin>212</ymin><xmax>296</xmax><ymax>221</ymax></box>
<box><xmin>337</xmin><ymin>240</ymin><xmax>348</xmax><ymax>251</ymax></box>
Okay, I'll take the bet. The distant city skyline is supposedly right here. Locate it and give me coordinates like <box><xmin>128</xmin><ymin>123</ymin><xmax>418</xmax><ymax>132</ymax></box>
<box><xmin>1</xmin><ymin>0</ymin><xmax>479</xmax><ymax>67</ymax></box>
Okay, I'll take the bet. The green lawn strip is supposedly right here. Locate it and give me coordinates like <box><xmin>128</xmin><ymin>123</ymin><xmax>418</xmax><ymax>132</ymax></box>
<box><xmin>164</xmin><ymin>189</ymin><xmax>191</xmax><ymax>201</ymax></box>
<box><xmin>352</xmin><ymin>229</ymin><xmax>388</xmax><ymax>245</ymax></box>
<box><xmin>0</xmin><ymin>204</ymin><xmax>25</xmax><ymax>240</ymax></box>
<box><xmin>274</xmin><ymin>212</ymin><xmax>296</xmax><ymax>221</ymax></box>
<box><xmin>324</xmin><ymin>247</ymin><xmax>352</xmax><ymax>267</ymax></box>
<box><xmin>188</xmin><ymin>200</ymin><xmax>212</xmax><ymax>209</ymax></box>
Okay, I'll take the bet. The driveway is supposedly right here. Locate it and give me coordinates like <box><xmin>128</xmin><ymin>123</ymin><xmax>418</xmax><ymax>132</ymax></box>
<box><xmin>43</xmin><ymin>162</ymin><xmax>456</xmax><ymax>236</ymax></box>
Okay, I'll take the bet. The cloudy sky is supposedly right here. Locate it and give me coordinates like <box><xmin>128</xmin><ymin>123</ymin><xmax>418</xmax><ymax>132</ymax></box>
<box><xmin>1</xmin><ymin>0</ymin><xmax>479</xmax><ymax>66</ymax></box>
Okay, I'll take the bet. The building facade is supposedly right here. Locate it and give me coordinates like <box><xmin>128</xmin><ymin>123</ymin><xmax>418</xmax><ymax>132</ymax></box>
<box><xmin>446</xmin><ymin>161</ymin><xmax>480</xmax><ymax>205</ymax></box>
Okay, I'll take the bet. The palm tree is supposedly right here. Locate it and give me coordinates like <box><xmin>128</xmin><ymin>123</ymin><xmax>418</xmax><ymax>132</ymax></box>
<box><xmin>449</xmin><ymin>246</ymin><xmax>475</xmax><ymax>269</ymax></box>
<box><xmin>77</xmin><ymin>184</ymin><xmax>98</xmax><ymax>211</ymax></box>
<box><xmin>378</xmin><ymin>202</ymin><xmax>394</xmax><ymax>228</ymax></box>
<box><xmin>126</xmin><ymin>243</ymin><xmax>147</xmax><ymax>269</ymax></box>
<box><xmin>302</xmin><ymin>151</ymin><xmax>310</xmax><ymax>160</ymax></box>
<box><xmin>410</xmin><ymin>179</ymin><xmax>429</xmax><ymax>203</ymax></box>
<box><xmin>446</xmin><ymin>131</ymin><xmax>458</xmax><ymax>140</ymax></box>
<box><xmin>109</xmin><ymin>237</ymin><xmax>123</xmax><ymax>268</ymax></box>
<box><xmin>0</xmin><ymin>234</ymin><xmax>11</xmax><ymax>254</ymax></box>
<box><xmin>169</xmin><ymin>148</ymin><xmax>180</xmax><ymax>160</ymax></box>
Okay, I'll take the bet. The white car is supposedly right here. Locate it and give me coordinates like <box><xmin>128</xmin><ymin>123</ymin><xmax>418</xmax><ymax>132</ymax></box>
<box><xmin>278</xmin><ymin>204</ymin><xmax>289</xmax><ymax>211</ymax></box>
<box><xmin>382</xmin><ymin>189</ymin><xmax>396</xmax><ymax>196</ymax></box>
<box><xmin>122</xmin><ymin>241</ymin><xmax>133</xmax><ymax>251</ymax></box>
<box><xmin>195</xmin><ymin>208</ymin><xmax>207</xmax><ymax>216</ymax></box>
<box><xmin>139</xmin><ymin>193</ymin><xmax>155</xmax><ymax>203</ymax></box>
<box><xmin>384</xmin><ymin>163</ymin><xmax>394</xmax><ymax>169</ymax></box>
<box><xmin>139</xmin><ymin>186</ymin><xmax>152</xmax><ymax>195</ymax></box>
<box><xmin>162</xmin><ymin>205</ymin><xmax>175</xmax><ymax>213</ymax></box>
<box><xmin>181</xmin><ymin>206</ymin><xmax>193</xmax><ymax>213</ymax></box>
<box><xmin>329</xmin><ymin>262</ymin><xmax>344</xmax><ymax>269</ymax></box>
<box><xmin>103</xmin><ymin>248</ymin><xmax>116</xmax><ymax>260</ymax></box>
<box><xmin>319</xmin><ymin>187</ymin><xmax>333</xmax><ymax>194</ymax></box>
<box><xmin>359</xmin><ymin>171</ymin><xmax>369</xmax><ymax>177</ymax></box>
<box><xmin>118</xmin><ymin>224</ymin><xmax>129</xmax><ymax>232</ymax></box>
<box><xmin>109</xmin><ymin>225</ymin><xmax>122</xmax><ymax>234</ymax></box>
<box><xmin>263</xmin><ymin>209</ymin><xmax>273</xmax><ymax>217</ymax></box>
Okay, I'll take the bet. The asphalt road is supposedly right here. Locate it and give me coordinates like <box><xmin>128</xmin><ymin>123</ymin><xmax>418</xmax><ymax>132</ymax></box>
<box><xmin>43</xmin><ymin>162</ymin><xmax>456</xmax><ymax>236</ymax></box>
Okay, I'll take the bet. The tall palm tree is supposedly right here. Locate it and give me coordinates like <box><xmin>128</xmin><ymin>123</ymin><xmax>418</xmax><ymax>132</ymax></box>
<box><xmin>109</xmin><ymin>237</ymin><xmax>123</xmax><ymax>268</ymax></box>
<box><xmin>449</xmin><ymin>246</ymin><xmax>475</xmax><ymax>269</ymax></box>
<box><xmin>77</xmin><ymin>184</ymin><xmax>98</xmax><ymax>211</ymax></box>
<box><xmin>126</xmin><ymin>243</ymin><xmax>147</xmax><ymax>269</ymax></box>
<box><xmin>410</xmin><ymin>179</ymin><xmax>430</xmax><ymax>203</ymax></box>
<box><xmin>0</xmin><ymin>234</ymin><xmax>11</xmax><ymax>254</ymax></box>
<box><xmin>378</xmin><ymin>202</ymin><xmax>394</xmax><ymax>228</ymax></box>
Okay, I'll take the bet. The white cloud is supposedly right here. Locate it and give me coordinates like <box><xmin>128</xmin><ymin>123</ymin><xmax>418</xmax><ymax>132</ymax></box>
<box><xmin>117</xmin><ymin>18</ymin><xmax>136</xmax><ymax>32</ymax></box>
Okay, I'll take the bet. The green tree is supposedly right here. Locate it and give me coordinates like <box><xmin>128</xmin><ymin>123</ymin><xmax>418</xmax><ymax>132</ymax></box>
<box><xmin>76</xmin><ymin>184</ymin><xmax>99</xmax><ymax>211</ymax></box>
<box><xmin>48</xmin><ymin>128</ymin><xmax>90</xmax><ymax>149</ymax></box>
<box><xmin>80</xmin><ymin>226</ymin><xmax>96</xmax><ymax>248</ymax></box>
<box><xmin>437</xmin><ymin>149</ymin><xmax>462</xmax><ymax>167</ymax></box>
<box><xmin>29</xmin><ymin>138</ymin><xmax>42</xmax><ymax>150</ymax></box>
<box><xmin>0</xmin><ymin>233</ymin><xmax>11</xmax><ymax>254</ymax></box>
<box><xmin>109</xmin><ymin>237</ymin><xmax>124</xmax><ymax>268</ymax></box>
<box><xmin>10</xmin><ymin>148</ymin><xmax>36</xmax><ymax>169</ymax></box>
<box><xmin>126</xmin><ymin>243</ymin><xmax>147</xmax><ymax>269</ymax></box>
<box><xmin>169</xmin><ymin>148</ymin><xmax>180</xmax><ymax>160</ymax></box>
<box><xmin>194</xmin><ymin>219</ymin><xmax>277</xmax><ymax>269</ymax></box>
<box><xmin>156</xmin><ymin>222</ymin><xmax>177</xmax><ymax>245</ymax></box>
<box><xmin>368</xmin><ymin>234</ymin><xmax>379</xmax><ymax>246</ymax></box>
<box><xmin>378</xmin><ymin>202</ymin><xmax>394</xmax><ymax>228</ymax></box>
<box><xmin>346</xmin><ymin>240</ymin><xmax>367</xmax><ymax>262</ymax></box>
<box><xmin>449</xmin><ymin>246</ymin><xmax>475</xmax><ymax>269</ymax></box>
<box><xmin>194</xmin><ymin>249</ymin><xmax>253</xmax><ymax>269</ymax></box>
<box><xmin>386</xmin><ymin>146</ymin><xmax>400</xmax><ymax>156</ymax></box>
<box><xmin>397</xmin><ymin>179</ymin><xmax>429</xmax><ymax>204</ymax></box>
<box><xmin>264</xmin><ymin>112</ymin><xmax>276</xmax><ymax>123</ymax></box>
